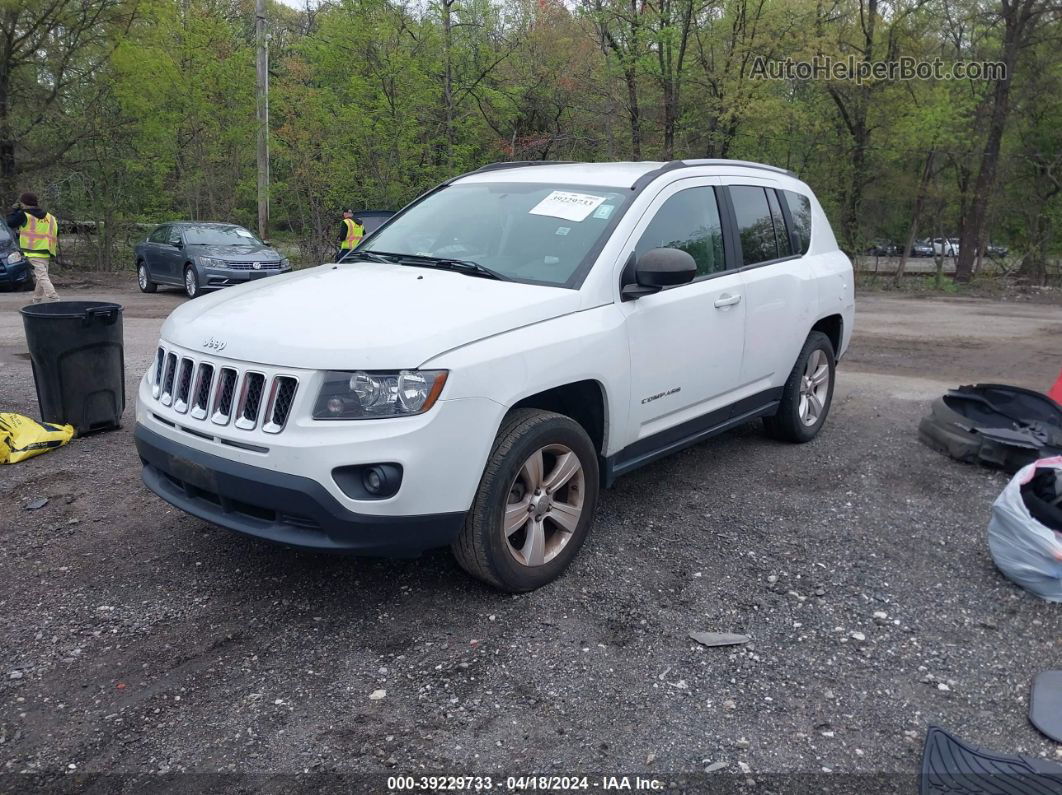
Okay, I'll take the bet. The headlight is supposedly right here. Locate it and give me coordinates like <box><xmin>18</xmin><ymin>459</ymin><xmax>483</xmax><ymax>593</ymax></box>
<box><xmin>197</xmin><ymin>256</ymin><xmax>226</xmax><ymax>269</ymax></box>
<box><xmin>7</xmin><ymin>251</ymin><xmax>23</xmax><ymax>264</ymax></box>
<box><xmin>279</xmin><ymin>257</ymin><xmax>290</xmax><ymax>269</ymax></box>
<box><xmin>313</xmin><ymin>370</ymin><xmax>448</xmax><ymax>420</ymax></box>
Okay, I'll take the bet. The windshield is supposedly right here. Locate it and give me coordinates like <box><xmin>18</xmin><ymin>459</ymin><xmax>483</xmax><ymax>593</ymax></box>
<box><xmin>363</xmin><ymin>182</ymin><xmax>630</xmax><ymax>287</ymax></box>
<box><xmin>183</xmin><ymin>225</ymin><xmax>262</xmax><ymax>246</ymax></box>
<box><xmin>0</xmin><ymin>222</ymin><xmax>11</xmax><ymax>244</ymax></box>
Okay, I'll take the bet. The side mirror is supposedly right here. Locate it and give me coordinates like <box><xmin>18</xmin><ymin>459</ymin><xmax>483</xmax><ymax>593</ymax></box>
<box><xmin>172</xmin><ymin>240</ymin><xmax>183</xmax><ymax>249</ymax></box>
<box><xmin>263</xmin><ymin>239</ymin><xmax>272</xmax><ymax>247</ymax></box>
<box><xmin>621</xmin><ymin>247</ymin><xmax>697</xmax><ymax>300</ymax></box>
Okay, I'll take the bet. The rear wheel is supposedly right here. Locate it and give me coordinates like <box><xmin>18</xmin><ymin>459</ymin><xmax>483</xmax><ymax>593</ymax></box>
<box><xmin>764</xmin><ymin>331</ymin><xmax>836</xmax><ymax>443</ymax></box>
<box><xmin>184</xmin><ymin>265</ymin><xmax>200</xmax><ymax>299</ymax></box>
<box><xmin>137</xmin><ymin>262</ymin><xmax>157</xmax><ymax>293</ymax></box>
<box><xmin>452</xmin><ymin>409</ymin><xmax>599</xmax><ymax>592</ymax></box>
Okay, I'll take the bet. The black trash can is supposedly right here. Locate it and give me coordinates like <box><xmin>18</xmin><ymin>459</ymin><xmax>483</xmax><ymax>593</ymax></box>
<box><xmin>20</xmin><ymin>301</ymin><xmax>125</xmax><ymax>434</ymax></box>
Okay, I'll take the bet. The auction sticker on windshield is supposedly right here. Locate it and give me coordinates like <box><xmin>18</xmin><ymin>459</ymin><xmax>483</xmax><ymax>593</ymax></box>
<box><xmin>529</xmin><ymin>191</ymin><xmax>606</xmax><ymax>222</ymax></box>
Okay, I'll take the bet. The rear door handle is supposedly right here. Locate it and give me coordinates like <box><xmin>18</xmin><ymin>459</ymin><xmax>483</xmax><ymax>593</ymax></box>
<box><xmin>714</xmin><ymin>293</ymin><xmax>742</xmax><ymax>308</ymax></box>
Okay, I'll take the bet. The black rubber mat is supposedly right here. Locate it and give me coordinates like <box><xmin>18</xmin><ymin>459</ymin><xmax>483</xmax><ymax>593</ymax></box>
<box><xmin>1031</xmin><ymin>671</ymin><xmax>1062</xmax><ymax>743</ymax></box>
<box><xmin>921</xmin><ymin>726</ymin><xmax>1062</xmax><ymax>794</ymax></box>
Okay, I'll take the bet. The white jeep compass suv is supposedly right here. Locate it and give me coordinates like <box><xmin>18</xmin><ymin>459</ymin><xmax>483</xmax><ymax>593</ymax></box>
<box><xmin>135</xmin><ymin>159</ymin><xmax>854</xmax><ymax>591</ymax></box>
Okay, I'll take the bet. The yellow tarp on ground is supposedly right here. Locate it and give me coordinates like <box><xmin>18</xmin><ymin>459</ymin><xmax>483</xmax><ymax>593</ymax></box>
<box><xmin>0</xmin><ymin>413</ymin><xmax>74</xmax><ymax>464</ymax></box>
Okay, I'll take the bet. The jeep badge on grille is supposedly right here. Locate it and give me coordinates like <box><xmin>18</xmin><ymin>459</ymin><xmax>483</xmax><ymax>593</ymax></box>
<box><xmin>203</xmin><ymin>337</ymin><xmax>227</xmax><ymax>352</ymax></box>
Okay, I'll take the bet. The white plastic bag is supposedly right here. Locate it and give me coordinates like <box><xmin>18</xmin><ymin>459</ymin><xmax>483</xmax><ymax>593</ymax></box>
<box><xmin>988</xmin><ymin>456</ymin><xmax>1062</xmax><ymax>602</ymax></box>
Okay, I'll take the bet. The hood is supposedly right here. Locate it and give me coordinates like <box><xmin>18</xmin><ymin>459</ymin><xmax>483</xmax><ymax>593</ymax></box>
<box><xmin>190</xmin><ymin>243</ymin><xmax>279</xmax><ymax>259</ymax></box>
<box><xmin>161</xmin><ymin>262</ymin><xmax>581</xmax><ymax>369</ymax></box>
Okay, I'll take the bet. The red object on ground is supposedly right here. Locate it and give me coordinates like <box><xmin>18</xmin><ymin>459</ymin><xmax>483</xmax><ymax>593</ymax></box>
<box><xmin>1050</xmin><ymin>369</ymin><xmax>1062</xmax><ymax>405</ymax></box>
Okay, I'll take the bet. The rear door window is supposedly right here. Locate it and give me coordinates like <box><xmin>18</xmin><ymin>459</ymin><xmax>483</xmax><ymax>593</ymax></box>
<box><xmin>781</xmin><ymin>190</ymin><xmax>812</xmax><ymax>255</ymax></box>
<box><xmin>635</xmin><ymin>187</ymin><xmax>726</xmax><ymax>278</ymax></box>
<box><xmin>766</xmin><ymin>189</ymin><xmax>791</xmax><ymax>257</ymax></box>
<box><xmin>729</xmin><ymin>186</ymin><xmax>779</xmax><ymax>266</ymax></box>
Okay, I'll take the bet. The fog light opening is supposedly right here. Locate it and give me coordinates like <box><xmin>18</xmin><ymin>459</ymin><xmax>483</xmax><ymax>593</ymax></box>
<box><xmin>363</xmin><ymin>466</ymin><xmax>385</xmax><ymax>495</ymax></box>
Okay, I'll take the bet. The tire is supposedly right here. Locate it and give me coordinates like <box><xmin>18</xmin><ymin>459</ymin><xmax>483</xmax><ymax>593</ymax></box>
<box><xmin>452</xmin><ymin>408</ymin><xmax>600</xmax><ymax>592</ymax></box>
<box><xmin>183</xmin><ymin>265</ymin><xmax>200</xmax><ymax>299</ymax></box>
<box><xmin>137</xmin><ymin>261</ymin><xmax>157</xmax><ymax>293</ymax></box>
<box><xmin>764</xmin><ymin>330</ymin><xmax>836</xmax><ymax>443</ymax></box>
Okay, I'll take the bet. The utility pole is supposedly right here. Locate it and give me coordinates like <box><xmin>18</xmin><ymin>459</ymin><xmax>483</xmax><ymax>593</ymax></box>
<box><xmin>255</xmin><ymin>0</ymin><xmax>269</xmax><ymax>239</ymax></box>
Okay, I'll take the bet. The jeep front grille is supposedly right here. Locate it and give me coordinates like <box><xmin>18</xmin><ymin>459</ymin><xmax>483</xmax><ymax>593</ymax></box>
<box><xmin>174</xmin><ymin>358</ymin><xmax>194</xmax><ymax>413</ymax></box>
<box><xmin>152</xmin><ymin>348</ymin><xmax>165</xmax><ymax>398</ymax></box>
<box><xmin>191</xmin><ymin>364</ymin><xmax>214</xmax><ymax>420</ymax></box>
<box><xmin>263</xmin><ymin>376</ymin><xmax>298</xmax><ymax>434</ymax></box>
<box><xmin>160</xmin><ymin>352</ymin><xmax>178</xmax><ymax>406</ymax></box>
<box><xmin>151</xmin><ymin>346</ymin><xmax>299</xmax><ymax>436</ymax></box>
<box><xmin>211</xmin><ymin>368</ymin><xmax>238</xmax><ymax>425</ymax></box>
<box><xmin>235</xmin><ymin>373</ymin><xmax>265</xmax><ymax>430</ymax></box>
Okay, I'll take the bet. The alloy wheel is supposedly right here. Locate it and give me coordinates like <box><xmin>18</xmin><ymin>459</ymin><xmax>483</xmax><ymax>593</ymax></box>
<box><xmin>185</xmin><ymin>268</ymin><xmax>197</xmax><ymax>297</ymax></box>
<box><xmin>138</xmin><ymin>265</ymin><xmax>148</xmax><ymax>290</ymax></box>
<box><xmin>503</xmin><ymin>444</ymin><xmax>585</xmax><ymax>567</ymax></box>
<box><xmin>798</xmin><ymin>348</ymin><xmax>830</xmax><ymax>426</ymax></box>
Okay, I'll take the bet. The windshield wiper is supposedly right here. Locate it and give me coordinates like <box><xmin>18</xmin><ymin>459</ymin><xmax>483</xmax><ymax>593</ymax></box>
<box><xmin>392</xmin><ymin>253</ymin><xmax>510</xmax><ymax>281</ymax></box>
<box><xmin>339</xmin><ymin>250</ymin><xmax>395</xmax><ymax>264</ymax></box>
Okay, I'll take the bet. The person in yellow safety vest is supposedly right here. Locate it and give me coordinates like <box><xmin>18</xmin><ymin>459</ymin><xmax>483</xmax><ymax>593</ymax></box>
<box><xmin>6</xmin><ymin>192</ymin><xmax>59</xmax><ymax>303</ymax></box>
<box><xmin>338</xmin><ymin>210</ymin><xmax>365</xmax><ymax>255</ymax></box>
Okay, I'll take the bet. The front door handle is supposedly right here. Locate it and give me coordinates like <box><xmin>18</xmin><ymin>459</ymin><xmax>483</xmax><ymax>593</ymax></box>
<box><xmin>714</xmin><ymin>293</ymin><xmax>742</xmax><ymax>308</ymax></box>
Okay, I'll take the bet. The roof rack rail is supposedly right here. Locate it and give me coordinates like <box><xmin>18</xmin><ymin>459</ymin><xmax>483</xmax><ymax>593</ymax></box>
<box><xmin>469</xmin><ymin>160</ymin><xmax>578</xmax><ymax>175</ymax></box>
<box><xmin>631</xmin><ymin>158</ymin><xmax>797</xmax><ymax>190</ymax></box>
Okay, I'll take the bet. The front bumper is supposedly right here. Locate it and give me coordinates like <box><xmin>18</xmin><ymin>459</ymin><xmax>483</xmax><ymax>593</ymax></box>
<box><xmin>135</xmin><ymin>424</ymin><xmax>465</xmax><ymax>555</ymax></box>
<box><xmin>0</xmin><ymin>260</ymin><xmax>30</xmax><ymax>288</ymax></box>
<box><xmin>202</xmin><ymin>266</ymin><xmax>290</xmax><ymax>289</ymax></box>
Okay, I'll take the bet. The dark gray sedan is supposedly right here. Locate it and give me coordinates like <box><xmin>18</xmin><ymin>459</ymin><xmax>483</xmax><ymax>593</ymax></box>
<box><xmin>135</xmin><ymin>222</ymin><xmax>291</xmax><ymax>298</ymax></box>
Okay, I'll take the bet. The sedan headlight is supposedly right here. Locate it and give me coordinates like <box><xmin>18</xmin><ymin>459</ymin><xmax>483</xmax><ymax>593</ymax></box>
<box><xmin>279</xmin><ymin>257</ymin><xmax>290</xmax><ymax>269</ymax></box>
<box><xmin>6</xmin><ymin>251</ymin><xmax>23</xmax><ymax>264</ymax></box>
<box><xmin>313</xmin><ymin>370</ymin><xmax>448</xmax><ymax>420</ymax></box>
<box><xmin>197</xmin><ymin>256</ymin><xmax>226</xmax><ymax>269</ymax></box>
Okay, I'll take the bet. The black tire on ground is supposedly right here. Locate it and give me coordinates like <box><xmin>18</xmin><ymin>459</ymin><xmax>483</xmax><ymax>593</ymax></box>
<box><xmin>137</xmin><ymin>261</ymin><xmax>157</xmax><ymax>293</ymax></box>
<box><xmin>183</xmin><ymin>265</ymin><xmax>200</xmax><ymax>299</ymax></box>
<box><xmin>452</xmin><ymin>408</ymin><xmax>600</xmax><ymax>592</ymax></box>
<box><xmin>764</xmin><ymin>330</ymin><xmax>836</xmax><ymax>443</ymax></box>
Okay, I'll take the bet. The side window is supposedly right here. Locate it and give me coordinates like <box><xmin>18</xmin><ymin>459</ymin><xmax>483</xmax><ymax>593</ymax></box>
<box><xmin>635</xmin><ymin>187</ymin><xmax>726</xmax><ymax>278</ymax></box>
<box><xmin>766</xmin><ymin>189</ymin><xmax>792</xmax><ymax>257</ymax></box>
<box><xmin>167</xmin><ymin>226</ymin><xmax>183</xmax><ymax>246</ymax></box>
<box><xmin>729</xmin><ymin>186</ymin><xmax>779</xmax><ymax>265</ymax></box>
<box><xmin>782</xmin><ymin>190</ymin><xmax>812</xmax><ymax>255</ymax></box>
<box><xmin>149</xmin><ymin>225</ymin><xmax>169</xmax><ymax>244</ymax></box>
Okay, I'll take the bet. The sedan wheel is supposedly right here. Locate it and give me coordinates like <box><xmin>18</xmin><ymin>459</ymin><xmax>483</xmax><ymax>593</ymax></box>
<box><xmin>137</xmin><ymin>262</ymin><xmax>157</xmax><ymax>293</ymax></box>
<box><xmin>184</xmin><ymin>266</ymin><xmax>199</xmax><ymax>298</ymax></box>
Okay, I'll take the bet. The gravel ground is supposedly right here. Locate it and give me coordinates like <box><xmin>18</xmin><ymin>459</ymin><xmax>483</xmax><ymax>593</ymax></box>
<box><xmin>1</xmin><ymin>276</ymin><xmax>1061</xmax><ymax>789</ymax></box>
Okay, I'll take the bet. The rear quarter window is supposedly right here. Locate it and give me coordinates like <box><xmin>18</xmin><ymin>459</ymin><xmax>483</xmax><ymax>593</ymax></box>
<box><xmin>782</xmin><ymin>190</ymin><xmax>812</xmax><ymax>255</ymax></box>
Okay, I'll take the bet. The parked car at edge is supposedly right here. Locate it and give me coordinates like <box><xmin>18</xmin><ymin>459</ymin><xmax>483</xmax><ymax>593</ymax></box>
<box><xmin>910</xmin><ymin>240</ymin><xmax>934</xmax><ymax>258</ymax></box>
<box><xmin>932</xmin><ymin>237</ymin><xmax>960</xmax><ymax>257</ymax></box>
<box><xmin>864</xmin><ymin>240</ymin><xmax>901</xmax><ymax>257</ymax></box>
<box><xmin>135</xmin><ymin>159</ymin><xmax>855</xmax><ymax>591</ymax></box>
<box><xmin>986</xmin><ymin>242</ymin><xmax>1009</xmax><ymax>258</ymax></box>
<box><xmin>135</xmin><ymin>222</ymin><xmax>291</xmax><ymax>299</ymax></box>
<box><xmin>0</xmin><ymin>218</ymin><xmax>31</xmax><ymax>291</ymax></box>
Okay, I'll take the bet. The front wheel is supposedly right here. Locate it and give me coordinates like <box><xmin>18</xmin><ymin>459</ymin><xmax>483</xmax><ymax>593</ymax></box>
<box><xmin>184</xmin><ymin>265</ymin><xmax>200</xmax><ymax>299</ymax></box>
<box><xmin>137</xmin><ymin>262</ymin><xmax>157</xmax><ymax>293</ymax></box>
<box><xmin>764</xmin><ymin>330</ymin><xmax>836</xmax><ymax>443</ymax></box>
<box><xmin>452</xmin><ymin>409</ymin><xmax>600</xmax><ymax>592</ymax></box>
